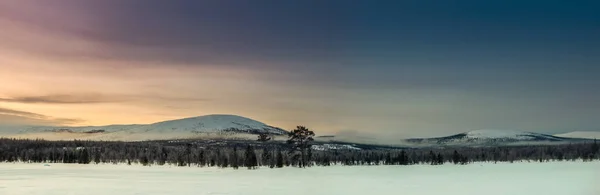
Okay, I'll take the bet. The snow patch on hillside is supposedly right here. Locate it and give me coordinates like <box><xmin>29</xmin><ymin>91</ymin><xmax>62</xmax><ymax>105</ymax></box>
<box><xmin>555</xmin><ymin>131</ymin><xmax>600</xmax><ymax>139</ymax></box>
<box><xmin>311</xmin><ymin>144</ymin><xmax>362</xmax><ymax>151</ymax></box>
<box><xmin>466</xmin><ymin>129</ymin><xmax>536</xmax><ymax>140</ymax></box>
<box><xmin>404</xmin><ymin>129</ymin><xmax>571</xmax><ymax>147</ymax></box>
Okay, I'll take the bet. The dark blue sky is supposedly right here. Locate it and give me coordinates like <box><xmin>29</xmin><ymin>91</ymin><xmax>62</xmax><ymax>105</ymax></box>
<box><xmin>0</xmin><ymin>0</ymin><xmax>599</xmax><ymax>136</ymax></box>
<box><xmin>26</xmin><ymin>0</ymin><xmax>598</xmax><ymax>81</ymax></box>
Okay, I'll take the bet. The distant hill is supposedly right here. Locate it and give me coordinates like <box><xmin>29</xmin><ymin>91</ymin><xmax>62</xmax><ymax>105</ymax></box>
<box><xmin>554</xmin><ymin>131</ymin><xmax>600</xmax><ymax>139</ymax></box>
<box><xmin>2</xmin><ymin>118</ymin><xmax>595</xmax><ymax>148</ymax></box>
<box><xmin>4</xmin><ymin>114</ymin><xmax>287</xmax><ymax>141</ymax></box>
<box><xmin>405</xmin><ymin>129</ymin><xmax>582</xmax><ymax>146</ymax></box>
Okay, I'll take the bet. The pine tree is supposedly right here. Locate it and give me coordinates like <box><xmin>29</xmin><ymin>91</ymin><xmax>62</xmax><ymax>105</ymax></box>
<box><xmin>185</xmin><ymin>143</ymin><xmax>192</xmax><ymax>167</ymax></box>
<box><xmin>410</xmin><ymin>151</ymin><xmax>418</xmax><ymax>164</ymax></box>
<box><xmin>176</xmin><ymin>152</ymin><xmax>186</xmax><ymax>167</ymax></box>
<box><xmin>275</xmin><ymin>149</ymin><xmax>284</xmax><ymax>168</ymax></box>
<box><xmin>140</xmin><ymin>155</ymin><xmax>149</xmax><ymax>166</ymax></box>
<box><xmin>244</xmin><ymin>145</ymin><xmax>258</xmax><ymax>169</ymax></box>
<box><xmin>592</xmin><ymin>139</ymin><xmax>599</xmax><ymax>154</ymax></box>
<box><xmin>399</xmin><ymin>150</ymin><xmax>408</xmax><ymax>165</ymax></box>
<box><xmin>385</xmin><ymin>152</ymin><xmax>392</xmax><ymax>165</ymax></box>
<box><xmin>436</xmin><ymin>153</ymin><xmax>444</xmax><ymax>165</ymax></box>
<box><xmin>231</xmin><ymin>147</ymin><xmax>239</xmax><ymax>169</ymax></box>
<box><xmin>306</xmin><ymin>147</ymin><xmax>313</xmax><ymax>167</ymax></box>
<box><xmin>198</xmin><ymin>149</ymin><xmax>206</xmax><ymax>167</ymax></box>
<box><xmin>452</xmin><ymin>150</ymin><xmax>461</xmax><ymax>164</ymax></box>
<box><xmin>78</xmin><ymin>148</ymin><xmax>90</xmax><ymax>164</ymax></box>
<box><xmin>262</xmin><ymin>148</ymin><xmax>272</xmax><ymax>167</ymax></box>
<box><xmin>157</xmin><ymin>148</ymin><xmax>167</xmax><ymax>166</ymax></box>
<box><xmin>93</xmin><ymin>149</ymin><xmax>101</xmax><ymax>164</ymax></box>
<box><xmin>287</xmin><ymin>126</ymin><xmax>315</xmax><ymax>168</ymax></box>
<box><xmin>460</xmin><ymin>155</ymin><xmax>469</xmax><ymax>165</ymax></box>
<box><xmin>429</xmin><ymin>151</ymin><xmax>437</xmax><ymax>165</ymax></box>
<box><xmin>221</xmin><ymin>152</ymin><xmax>229</xmax><ymax>168</ymax></box>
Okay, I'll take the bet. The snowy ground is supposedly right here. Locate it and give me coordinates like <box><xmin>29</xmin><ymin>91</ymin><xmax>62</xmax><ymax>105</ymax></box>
<box><xmin>1</xmin><ymin>161</ymin><xmax>599</xmax><ymax>195</ymax></box>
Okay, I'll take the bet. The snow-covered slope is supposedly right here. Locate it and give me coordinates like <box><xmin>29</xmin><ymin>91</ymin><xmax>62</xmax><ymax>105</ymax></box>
<box><xmin>465</xmin><ymin>129</ymin><xmax>532</xmax><ymax>139</ymax></box>
<box><xmin>555</xmin><ymin>131</ymin><xmax>600</xmax><ymax>139</ymax></box>
<box><xmin>131</xmin><ymin>115</ymin><xmax>287</xmax><ymax>134</ymax></box>
<box><xmin>406</xmin><ymin>129</ymin><xmax>571</xmax><ymax>146</ymax></box>
<box><xmin>3</xmin><ymin>115</ymin><xmax>288</xmax><ymax>141</ymax></box>
<box><xmin>464</xmin><ymin>129</ymin><xmax>564</xmax><ymax>141</ymax></box>
<box><xmin>311</xmin><ymin>144</ymin><xmax>362</xmax><ymax>151</ymax></box>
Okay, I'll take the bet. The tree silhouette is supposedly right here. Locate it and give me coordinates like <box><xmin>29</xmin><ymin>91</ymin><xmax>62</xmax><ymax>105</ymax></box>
<box><xmin>185</xmin><ymin>143</ymin><xmax>192</xmax><ymax>167</ymax></box>
<box><xmin>428</xmin><ymin>151</ymin><xmax>437</xmax><ymax>165</ymax></box>
<box><xmin>257</xmin><ymin>134</ymin><xmax>272</xmax><ymax>142</ymax></box>
<box><xmin>287</xmin><ymin>126</ymin><xmax>315</xmax><ymax>168</ymax></box>
<box><xmin>399</xmin><ymin>150</ymin><xmax>409</xmax><ymax>165</ymax></box>
<box><xmin>436</xmin><ymin>153</ymin><xmax>444</xmax><ymax>165</ymax></box>
<box><xmin>275</xmin><ymin>149</ymin><xmax>284</xmax><ymax>168</ymax></box>
<box><xmin>592</xmin><ymin>139</ymin><xmax>599</xmax><ymax>155</ymax></box>
<box><xmin>140</xmin><ymin>155</ymin><xmax>149</xmax><ymax>166</ymax></box>
<box><xmin>452</xmin><ymin>150</ymin><xmax>461</xmax><ymax>164</ymax></box>
<box><xmin>244</xmin><ymin>145</ymin><xmax>258</xmax><ymax>169</ymax></box>
<box><xmin>93</xmin><ymin>149</ymin><xmax>101</xmax><ymax>164</ymax></box>
<box><xmin>262</xmin><ymin>148</ymin><xmax>273</xmax><ymax>168</ymax></box>
<box><xmin>0</xmin><ymin>137</ymin><xmax>597</xmax><ymax>169</ymax></box>
<box><xmin>78</xmin><ymin>148</ymin><xmax>90</xmax><ymax>164</ymax></box>
<box><xmin>231</xmin><ymin>147</ymin><xmax>239</xmax><ymax>169</ymax></box>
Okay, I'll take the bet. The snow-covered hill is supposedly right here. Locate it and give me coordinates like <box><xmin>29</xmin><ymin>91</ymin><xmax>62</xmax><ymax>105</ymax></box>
<box><xmin>554</xmin><ymin>131</ymin><xmax>600</xmax><ymax>139</ymax></box>
<box><xmin>406</xmin><ymin>129</ymin><xmax>573</xmax><ymax>146</ymax></box>
<box><xmin>3</xmin><ymin>118</ymin><xmax>595</xmax><ymax>147</ymax></box>
<box><xmin>464</xmin><ymin>129</ymin><xmax>565</xmax><ymax>141</ymax></box>
<box><xmin>130</xmin><ymin>115</ymin><xmax>287</xmax><ymax>135</ymax></box>
<box><xmin>4</xmin><ymin>115</ymin><xmax>288</xmax><ymax>141</ymax></box>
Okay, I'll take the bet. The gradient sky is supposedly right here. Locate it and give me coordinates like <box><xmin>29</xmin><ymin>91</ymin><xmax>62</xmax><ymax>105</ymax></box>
<box><xmin>1</xmin><ymin>1</ymin><xmax>599</xmax><ymax>137</ymax></box>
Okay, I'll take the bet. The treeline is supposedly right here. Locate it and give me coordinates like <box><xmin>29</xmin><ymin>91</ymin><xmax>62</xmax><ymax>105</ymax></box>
<box><xmin>0</xmin><ymin>138</ymin><xmax>598</xmax><ymax>168</ymax></box>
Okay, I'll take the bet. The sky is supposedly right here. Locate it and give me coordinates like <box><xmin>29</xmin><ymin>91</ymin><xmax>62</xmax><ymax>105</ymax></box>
<box><xmin>0</xmin><ymin>0</ymin><xmax>599</xmax><ymax>137</ymax></box>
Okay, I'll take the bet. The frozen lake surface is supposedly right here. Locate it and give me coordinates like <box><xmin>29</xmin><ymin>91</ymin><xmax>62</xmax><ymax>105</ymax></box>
<box><xmin>1</xmin><ymin>161</ymin><xmax>599</xmax><ymax>195</ymax></box>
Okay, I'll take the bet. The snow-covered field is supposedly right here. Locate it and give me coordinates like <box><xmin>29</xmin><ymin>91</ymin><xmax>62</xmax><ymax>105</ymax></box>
<box><xmin>1</xmin><ymin>161</ymin><xmax>599</xmax><ymax>195</ymax></box>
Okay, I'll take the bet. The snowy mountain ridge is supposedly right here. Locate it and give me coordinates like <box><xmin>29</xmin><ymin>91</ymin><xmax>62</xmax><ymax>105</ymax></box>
<box><xmin>554</xmin><ymin>131</ymin><xmax>600</xmax><ymax>139</ymax></box>
<box><xmin>4</xmin><ymin>115</ymin><xmax>288</xmax><ymax>141</ymax></box>
<box><xmin>133</xmin><ymin>115</ymin><xmax>287</xmax><ymax>134</ymax></box>
<box><xmin>464</xmin><ymin>129</ymin><xmax>560</xmax><ymax>140</ymax></box>
<box><xmin>2</xmin><ymin>117</ymin><xmax>597</xmax><ymax>147</ymax></box>
<box><xmin>406</xmin><ymin>129</ymin><xmax>571</xmax><ymax>146</ymax></box>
